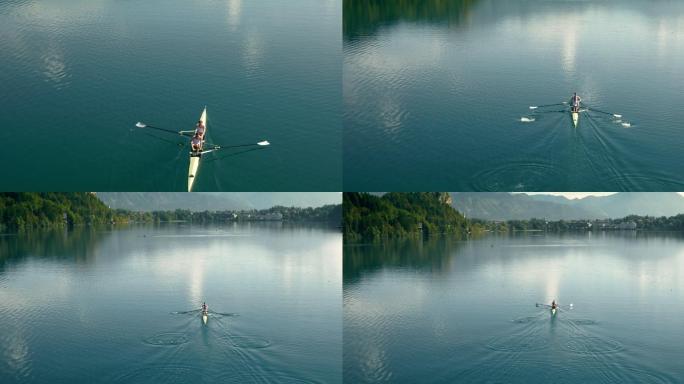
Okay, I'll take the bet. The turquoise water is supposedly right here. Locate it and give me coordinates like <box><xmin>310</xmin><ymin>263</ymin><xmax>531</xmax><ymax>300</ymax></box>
<box><xmin>344</xmin><ymin>0</ymin><xmax>684</xmax><ymax>191</ymax></box>
<box><xmin>0</xmin><ymin>0</ymin><xmax>341</xmax><ymax>191</ymax></box>
<box><xmin>0</xmin><ymin>224</ymin><xmax>341</xmax><ymax>383</ymax></box>
<box><xmin>344</xmin><ymin>234</ymin><xmax>684</xmax><ymax>383</ymax></box>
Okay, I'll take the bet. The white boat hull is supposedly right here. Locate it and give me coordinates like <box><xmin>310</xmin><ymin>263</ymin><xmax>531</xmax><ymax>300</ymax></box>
<box><xmin>571</xmin><ymin>111</ymin><xmax>579</xmax><ymax>128</ymax></box>
<box><xmin>188</xmin><ymin>156</ymin><xmax>200</xmax><ymax>192</ymax></box>
<box><xmin>188</xmin><ymin>107</ymin><xmax>207</xmax><ymax>192</ymax></box>
<box><xmin>202</xmin><ymin>311</ymin><xmax>208</xmax><ymax>324</ymax></box>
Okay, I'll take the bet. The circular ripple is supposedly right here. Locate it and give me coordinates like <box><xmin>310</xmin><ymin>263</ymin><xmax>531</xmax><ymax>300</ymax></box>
<box><xmin>470</xmin><ymin>161</ymin><xmax>566</xmax><ymax>191</ymax></box>
<box><xmin>563</xmin><ymin>336</ymin><xmax>623</xmax><ymax>354</ymax></box>
<box><xmin>225</xmin><ymin>336</ymin><xmax>271</xmax><ymax>349</ymax></box>
<box><xmin>143</xmin><ymin>332</ymin><xmax>189</xmax><ymax>346</ymax></box>
<box><xmin>215</xmin><ymin>372</ymin><xmax>322</xmax><ymax>384</ymax></box>
<box><xmin>110</xmin><ymin>365</ymin><xmax>200</xmax><ymax>383</ymax></box>
<box><xmin>485</xmin><ymin>334</ymin><xmax>548</xmax><ymax>352</ymax></box>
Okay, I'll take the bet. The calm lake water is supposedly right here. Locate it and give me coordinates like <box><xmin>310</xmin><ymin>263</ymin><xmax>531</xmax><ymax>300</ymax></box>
<box><xmin>344</xmin><ymin>234</ymin><xmax>684</xmax><ymax>383</ymax></box>
<box><xmin>344</xmin><ymin>0</ymin><xmax>684</xmax><ymax>191</ymax></box>
<box><xmin>0</xmin><ymin>0</ymin><xmax>340</xmax><ymax>191</ymax></box>
<box><xmin>0</xmin><ymin>224</ymin><xmax>341</xmax><ymax>383</ymax></box>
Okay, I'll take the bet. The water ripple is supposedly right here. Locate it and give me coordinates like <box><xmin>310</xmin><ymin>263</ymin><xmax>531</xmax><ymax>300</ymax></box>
<box><xmin>485</xmin><ymin>333</ymin><xmax>549</xmax><ymax>353</ymax></box>
<box><xmin>142</xmin><ymin>332</ymin><xmax>189</xmax><ymax>346</ymax></box>
<box><xmin>224</xmin><ymin>335</ymin><xmax>271</xmax><ymax>349</ymax></box>
<box><xmin>470</xmin><ymin>160</ymin><xmax>567</xmax><ymax>191</ymax></box>
<box><xmin>109</xmin><ymin>364</ymin><xmax>203</xmax><ymax>384</ymax></box>
<box><xmin>563</xmin><ymin>336</ymin><xmax>624</xmax><ymax>355</ymax></box>
<box><xmin>214</xmin><ymin>371</ymin><xmax>323</xmax><ymax>384</ymax></box>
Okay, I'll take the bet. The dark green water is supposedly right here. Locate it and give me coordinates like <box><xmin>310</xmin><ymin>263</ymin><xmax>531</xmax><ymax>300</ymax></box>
<box><xmin>0</xmin><ymin>224</ymin><xmax>341</xmax><ymax>383</ymax></box>
<box><xmin>0</xmin><ymin>0</ymin><xmax>340</xmax><ymax>191</ymax></box>
<box><xmin>344</xmin><ymin>234</ymin><xmax>684</xmax><ymax>383</ymax></box>
<box><xmin>344</xmin><ymin>0</ymin><xmax>684</xmax><ymax>191</ymax></box>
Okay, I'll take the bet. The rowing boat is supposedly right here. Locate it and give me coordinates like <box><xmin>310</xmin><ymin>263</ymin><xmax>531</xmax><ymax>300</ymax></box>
<box><xmin>551</xmin><ymin>307</ymin><xmax>557</xmax><ymax>315</ymax></box>
<box><xmin>188</xmin><ymin>107</ymin><xmax>207</xmax><ymax>192</ymax></box>
<box><xmin>526</xmin><ymin>96</ymin><xmax>625</xmax><ymax>129</ymax></box>
<box><xmin>135</xmin><ymin>108</ymin><xmax>269</xmax><ymax>190</ymax></box>
<box><xmin>202</xmin><ymin>310</ymin><xmax>208</xmax><ymax>324</ymax></box>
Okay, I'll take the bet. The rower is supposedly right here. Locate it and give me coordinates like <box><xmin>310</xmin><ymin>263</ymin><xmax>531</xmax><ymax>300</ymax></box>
<box><xmin>202</xmin><ymin>302</ymin><xmax>208</xmax><ymax>312</ymax></box>
<box><xmin>570</xmin><ymin>92</ymin><xmax>581</xmax><ymax>112</ymax></box>
<box><xmin>195</xmin><ymin>120</ymin><xmax>205</xmax><ymax>139</ymax></box>
<box><xmin>191</xmin><ymin>134</ymin><xmax>202</xmax><ymax>153</ymax></box>
<box><xmin>551</xmin><ymin>300</ymin><xmax>558</xmax><ymax>310</ymax></box>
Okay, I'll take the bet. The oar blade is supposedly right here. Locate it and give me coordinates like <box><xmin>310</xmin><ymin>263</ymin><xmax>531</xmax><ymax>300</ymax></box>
<box><xmin>136</xmin><ymin>122</ymin><xmax>146</xmax><ymax>128</ymax></box>
<box><xmin>529</xmin><ymin>102</ymin><xmax>566</xmax><ymax>110</ymax></box>
<box><xmin>257</xmin><ymin>141</ymin><xmax>270</xmax><ymax>146</ymax></box>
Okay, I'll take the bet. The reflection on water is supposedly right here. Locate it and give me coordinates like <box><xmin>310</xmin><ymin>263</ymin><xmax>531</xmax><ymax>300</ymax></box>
<box><xmin>344</xmin><ymin>238</ymin><xmax>466</xmax><ymax>284</ymax></box>
<box><xmin>0</xmin><ymin>224</ymin><xmax>341</xmax><ymax>383</ymax></box>
<box><xmin>0</xmin><ymin>228</ymin><xmax>104</xmax><ymax>268</ymax></box>
<box><xmin>344</xmin><ymin>0</ymin><xmax>684</xmax><ymax>191</ymax></box>
<box><xmin>227</xmin><ymin>0</ymin><xmax>242</xmax><ymax>29</ymax></box>
<box><xmin>344</xmin><ymin>233</ymin><xmax>684</xmax><ymax>383</ymax></box>
<box><xmin>344</xmin><ymin>0</ymin><xmax>477</xmax><ymax>40</ymax></box>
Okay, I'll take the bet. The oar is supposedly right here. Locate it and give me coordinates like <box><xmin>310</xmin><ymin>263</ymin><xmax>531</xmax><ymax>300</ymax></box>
<box><xmin>529</xmin><ymin>102</ymin><xmax>567</xmax><ymax>110</ymax></box>
<box><xmin>201</xmin><ymin>140</ymin><xmax>270</xmax><ymax>154</ymax></box>
<box><xmin>220</xmin><ymin>140</ymin><xmax>270</xmax><ymax>149</ymax></box>
<box><xmin>135</xmin><ymin>122</ymin><xmax>194</xmax><ymax>137</ymax></box>
<box><xmin>556</xmin><ymin>304</ymin><xmax>573</xmax><ymax>313</ymax></box>
<box><xmin>205</xmin><ymin>147</ymin><xmax>266</xmax><ymax>163</ymax></box>
<box><xmin>142</xmin><ymin>132</ymin><xmax>185</xmax><ymax>147</ymax></box>
<box><xmin>584</xmin><ymin>106</ymin><xmax>622</xmax><ymax>118</ymax></box>
<box><xmin>533</xmin><ymin>110</ymin><xmax>567</xmax><ymax>114</ymax></box>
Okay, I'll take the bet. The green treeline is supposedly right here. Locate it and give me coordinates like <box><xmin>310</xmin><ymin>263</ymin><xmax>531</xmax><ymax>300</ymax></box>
<box><xmin>0</xmin><ymin>193</ymin><xmax>117</xmax><ymax>231</ymax></box>
<box><xmin>475</xmin><ymin>215</ymin><xmax>684</xmax><ymax>232</ymax></box>
<box><xmin>343</xmin><ymin>192</ymin><xmax>471</xmax><ymax>242</ymax></box>
<box><xmin>0</xmin><ymin>193</ymin><xmax>342</xmax><ymax>232</ymax></box>
<box><xmin>117</xmin><ymin>204</ymin><xmax>343</xmax><ymax>225</ymax></box>
<box><xmin>625</xmin><ymin>215</ymin><xmax>684</xmax><ymax>230</ymax></box>
<box><xmin>344</xmin><ymin>0</ymin><xmax>477</xmax><ymax>39</ymax></box>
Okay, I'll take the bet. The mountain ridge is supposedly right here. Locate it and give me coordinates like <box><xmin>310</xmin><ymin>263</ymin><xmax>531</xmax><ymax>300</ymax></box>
<box><xmin>450</xmin><ymin>193</ymin><xmax>684</xmax><ymax>220</ymax></box>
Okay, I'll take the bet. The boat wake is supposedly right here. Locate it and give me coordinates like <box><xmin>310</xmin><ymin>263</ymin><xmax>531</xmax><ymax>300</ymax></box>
<box><xmin>143</xmin><ymin>332</ymin><xmax>189</xmax><ymax>346</ymax></box>
<box><xmin>448</xmin><ymin>304</ymin><xmax>680</xmax><ymax>383</ymax></box>
<box><xmin>223</xmin><ymin>335</ymin><xmax>272</xmax><ymax>349</ymax></box>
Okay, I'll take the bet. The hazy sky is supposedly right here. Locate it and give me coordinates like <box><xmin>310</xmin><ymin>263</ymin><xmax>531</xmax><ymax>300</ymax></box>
<box><xmin>519</xmin><ymin>192</ymin><xmax>616</xmax><ymax>199</ymax></box>
<box><xmin>519</xmin><ymin>192</ymin><xmax>684</xmax><ymax>199</ymax></box>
